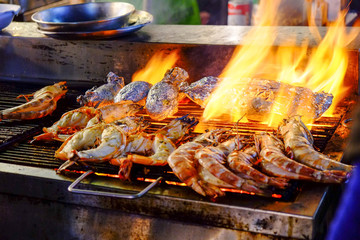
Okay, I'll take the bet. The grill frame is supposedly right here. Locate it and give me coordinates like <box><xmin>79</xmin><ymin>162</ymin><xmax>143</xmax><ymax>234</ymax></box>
<box><xmin>0</xmin><ymin>80</ymin><xmax>355</xmax><ymax>239</ymax></box>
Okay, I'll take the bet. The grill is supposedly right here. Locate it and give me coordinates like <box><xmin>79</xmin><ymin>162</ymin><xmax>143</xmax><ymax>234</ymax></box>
<box><xmin>0</xmin><ymin>83</ymin><xmax>346</xmax><ymax>181</ymax></box>
<box><xmin>0</xmin><ymin>22</ymin><xmax>359</xmax><ymax>240</ymax></box>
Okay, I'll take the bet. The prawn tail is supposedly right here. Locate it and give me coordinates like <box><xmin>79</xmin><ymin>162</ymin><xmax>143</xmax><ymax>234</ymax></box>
<box><xmin>321</xmin><ymin>170</ymin><xmax>348</xmax><ymax>183</ymax></box>
<box><xmin>117</xmin><ymin>158</ymin><xmax>133</xmax><ymax>181</ymax></box>
<box><xmin>32</xmin><ymin>132</ymin><xmax>59</xmax><ymax>142</ymax></box>
<box><xmin>128</xmin><ymin>154</ymin><xmax>168</xmax><ymax>166</ymax></box>
<box><xmin>198</xmin><ymin>180</ymin><xmax>225</xmax><ymax>198</ymax></box>
<box><xmin>268</xmin><ymin>177</ymin><xmax>289</xmax><ymax>189</ymax></box>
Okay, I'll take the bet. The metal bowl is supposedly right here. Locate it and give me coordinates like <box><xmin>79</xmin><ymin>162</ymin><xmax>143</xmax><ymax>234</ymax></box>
<box><xmin>31</xmin><ymin>2</ymin><xmax>135</xmax><ymax>32</ymax></box>
<box><xmin>0</xmin><ymin>4</ymin><xmax>21</xmax><ymax>31</ymax></box>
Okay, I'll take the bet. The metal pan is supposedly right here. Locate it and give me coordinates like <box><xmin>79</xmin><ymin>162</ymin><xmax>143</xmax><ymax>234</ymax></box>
<box><xmin>0</xmin><ymin>4</ymin><xmax>21</xmax><ymax>31</ymax></box>
<box><xmin>37</xmin><ymin>10</ymin><xmax>153</xmax><ymax>39</ymax></box>
<box><xmin>31</xmin><ymin>2</ymin><xmax>135</xmax><ymax>32</ymax></box>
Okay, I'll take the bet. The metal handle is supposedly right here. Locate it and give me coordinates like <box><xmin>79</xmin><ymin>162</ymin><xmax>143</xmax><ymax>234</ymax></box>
<box><xmin>68</xmin><ymin>170</ymin><xmax>163</xmax><ymax>199</ymax></box>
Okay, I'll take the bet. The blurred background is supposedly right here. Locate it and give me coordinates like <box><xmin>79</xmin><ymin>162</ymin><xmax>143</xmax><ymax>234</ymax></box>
<box><xmin>0</xmin><ymin>0</ymin><xmax>358</xmax><ymax>26</ymax></box>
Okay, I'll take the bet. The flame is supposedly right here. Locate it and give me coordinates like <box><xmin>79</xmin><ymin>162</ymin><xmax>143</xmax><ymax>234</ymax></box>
<box><xmin>203</xmin><ymin>0</ymin><xmax>359</xmax><ymax>128</ymax></box>
<box><xmin>132</xmin><ymin>50</ymin><xmax>180</xmax><ymax>85</ymax></box>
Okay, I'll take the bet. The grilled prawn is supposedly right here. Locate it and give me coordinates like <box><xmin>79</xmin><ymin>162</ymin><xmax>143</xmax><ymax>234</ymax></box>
<box><xmin>146</xmin><ymin>67</ymin><xmax>189</xmax><ymax>120</ymax></box>
<box><xmin>279</xmin><ymin>116</ymin><xmax>354</xmax><ymax>172</ymax></box>
<box><xmin>77</xmin><ymin>72</ymin><xmax>124</xmax><ymax>107</ymax></box>
<box><xmin>111</xmin><ymin>133</ymin><xmax>177</xmax><ymax>180</ymax></box>
<box><xmin>33</xmin><ymin>101</ymin><xmax>142</xmax><ymax>142</ymax></box>
<box><xmin>75</xmin><ymin>123</ymin><xmax>127</xmax><ymax>162</ymax></box>
<box><xmin>167</xmin><ymin>130</ymin><xmax>229</xmax><ymax>197</ymax></box>
<box><xmin>168</xmin><ymin>142</ymin><xmax>223</xmax><ymax>198</ymax></box>
<box><xmin>110</xmin><ymin>115</ymin><xmax>198</xmax><ymax>180</ymax></box>
<box><xmin>227</xmin><ymin>146</ymin><xmax>289</xmax><ymax>189</ymax></box>
<box><xmin>0</xmin><ymin>82</ymin><xmax>67</xmax><ymax>121</ymax></box>
<box><xmin>154</xmin><ymin>114</ymin><xmax>198</xmax><ymax>143</ymax></box>
<box><xmin>55</xmin><ymin>117</ymin><xmax>147</xmax><ymax>162</ymax></box>
<box><xmin>33</xmin><ymin>106</ymin><xmax>97</xmax><ymax>142</ymax></box>
<box><xmin>195</xmin><ymin>144</ymin><xmax>267</xmax><ymax>195</ymax></box>
<box><xmin>255</xmin><ymin>132</ymin><xmax>346</xmax><ymax>183</ymax></box>
<box><xmin>55</xmin><ymin>122</ymin><xmax>106</xmax><ymax>161</ymax></box>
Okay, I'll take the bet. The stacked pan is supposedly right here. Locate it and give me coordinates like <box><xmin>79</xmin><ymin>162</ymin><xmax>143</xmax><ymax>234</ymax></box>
<box><xmin>31</xmin><ymin>2</ymin><xmax>153</xmax><ymax>39</ymax></box>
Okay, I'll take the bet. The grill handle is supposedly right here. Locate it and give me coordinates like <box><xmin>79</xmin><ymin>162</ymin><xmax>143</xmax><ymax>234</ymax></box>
<box><xmin>68</xmin><ymin>170</ymin><xmax>163</xmax><ymax>199</ymax></box>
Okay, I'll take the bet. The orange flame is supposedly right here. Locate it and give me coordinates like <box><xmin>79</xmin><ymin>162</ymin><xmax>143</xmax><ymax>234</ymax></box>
<box><xmin>132</xmin><ymin>50</ymin><xmax>180</xmax><ymax>85</ymax></box>
<box><xmin>203</xmin><ymin>0</ymin><xmax>359</xmax><ymax>128</ymax></box>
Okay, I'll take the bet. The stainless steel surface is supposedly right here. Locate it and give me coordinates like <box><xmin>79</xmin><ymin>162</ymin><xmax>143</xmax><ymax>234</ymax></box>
<box><xmin>0</xmin><ymin>3</ymin><xmax>20</xmax><ymax>30</ymax></box>
<box><xmin>0</xmin><ymin>162</ymin><xmax>336</xmax><ymax>239</ymax></box>
<box><xmin>0</xmin><ymin>193</ymin><xmax>282</xmax><ymax>240</ymax></box>
<box><xmin>37</xmin><ymin>10</ymin><xmax>153</xmax><ymax>39</ymax></box>
<box><xmin>69</xmin><ymin>170</ymin><xmax>163</xmax><ymax>199</ymax></box>
<box><xmin>31</xmin><ymin>2</ymin><xmax>135</xmax><ymax>32</ymax></box>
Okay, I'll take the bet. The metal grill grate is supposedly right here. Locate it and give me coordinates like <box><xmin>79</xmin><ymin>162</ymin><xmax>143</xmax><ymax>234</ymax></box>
<box><xmin>0</xmin><ymin>81</ymin><xmax>345</xmax><ymax>201</ymax></box>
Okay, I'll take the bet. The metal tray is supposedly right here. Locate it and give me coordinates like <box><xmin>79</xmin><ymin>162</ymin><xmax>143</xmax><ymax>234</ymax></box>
<box><xmin>31</xmin><ymin>2</ymin><xmax>135</xmax><ymax>32</ymax></box>
<box><xmin>37</xmin><ymin>10</ymin><xmax>153</xmax><ymax>39</ymax></box>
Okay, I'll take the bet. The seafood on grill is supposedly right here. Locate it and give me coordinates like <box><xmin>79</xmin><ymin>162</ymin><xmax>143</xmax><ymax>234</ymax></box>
<box><xmin>56</xmin><ymin>116</ymin><xmax>148</xmax><ymax>171</ymax></box>
<box><xmin>111</xmin><ymin>133</ymin><xmax>177</xmax><ymax>180</ymax></box>
<box><xmin>208</xmin><ymin>78</ymin><xmax>333</xmax><ymax>122</ymax></box>
<box><xmin>255</xmin><ymin>132</ymin><xmax>347</xmax><ymax>183</ymax></box>
<box><xmin>279</xmin><ymin>116</ymin><xmax>354</xmax><ymax>172</ymax></box>
<box><xmin>33</xmin><ymin>106</ymin><xmax>98</xmax><ymax>142</ymax></box>
<box><xmin>227</xmin><ymin>146</ymin><xmax>289</xmax><ymax>189</ymax></box>
<box><xmin>110</xmin><ymin>115</ymin><xmax>198</xmax><ymax>180</ymax></box>
<box><xmin>55</xmin><ymin>122</ymin><xmax>106</xmax><ymax>161</ymax></box>
<box><xmin>114</xmin><ymin>81</ymin><xmax>152</xmax><ymax>106</ymax></box>
<box><xmin>195</xmin><ymin>143</ymin><xmax>268</xmax><ymax>195</ymax></box>
<box><xmin>184</xmin><ymin>76</ymin><xmax>221</xmax><ymax>108</ymax></box>
<box><xmin>33</xmin><ymin>101</ymin><xmax>142</xmax><ymax>142</ymax></box>
<box><xmin>75</xmin><ymin>124</ymin><xmax>127</xmax><ymax>162</ymax></box>
<box><xmin>246</xmin><ymin>79</ymin><xmax>333</xmax><ymax>121</ymax></box>
<box><xmin>168</xmin><ymin>130</ymin><xmax>227</xmax><ymax>198</ymax></box>
<box><xmin>146</xmin><ymin>67</ymin><xmax>189</xmax><ymax>121</ymax></box>
<box><xmin>77</xmin><ymin>72</ymin><xmax>125</xmax><ymax>107</ymax></box>
<box><xmin>0</xmin><ymin>82</ymin><xmax>67</xmax><ymax>121</ymax></box>
<box><xmin>94</xmin><ymin>101</ymin><xmax>142</xmax><ymax>124</ymax></box>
